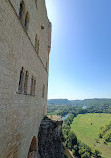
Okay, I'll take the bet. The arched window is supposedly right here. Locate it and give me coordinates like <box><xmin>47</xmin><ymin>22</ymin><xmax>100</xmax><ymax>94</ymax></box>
<box><xmin>19</xmin><ymin>1</ymin><xmax>25</xmax><ymax>19</ymax></box>
<box><xmin>18</xmin><ymin>67</ymin><xmax>24</xmax><ymax>93</ymax></box>
<box><xmin>30</xmin><ymin>76</ymin><xmax>34</xmax><ymax>96</ymax></box>
<box><xmin>24</xmin><ymin>71</ymin><xmax>28</xmax><ymax>94</ymax></box>
<box><xmin>42</xmin><ymin>85</ymin><xmax>45</xmax><ymax>98</ymax></box>
<box><xmin>24</xmin><ymin>12</ymin><xmax>29</xmax><ymax>29</ymax></box>
<box><xmin>27</xmin><ymin>136</ymin><xmax>37</xmax><ymax>158</ymax></box>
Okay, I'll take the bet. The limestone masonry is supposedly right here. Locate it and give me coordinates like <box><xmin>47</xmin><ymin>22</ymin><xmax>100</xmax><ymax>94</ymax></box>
<box><xmin>0</xmin><ymin>0</ymin><xmax>51</xmax><ymax>157</ymax></box>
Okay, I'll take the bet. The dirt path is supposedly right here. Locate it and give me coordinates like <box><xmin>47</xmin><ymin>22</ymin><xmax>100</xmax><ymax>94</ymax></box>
<box><xmin>65</xmin><ymin>148</ymin><xmax>76</xmax><ymax>158</ymax></box>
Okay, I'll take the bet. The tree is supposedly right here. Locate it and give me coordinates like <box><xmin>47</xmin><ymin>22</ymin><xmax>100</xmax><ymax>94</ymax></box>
<box><xmin>67</xmin><ymin>131</ymin><xmax>77</xmax><ymax>149</ymax></box>
<box><xmin>81</xmin><ymin>152</ymin><xmax>91</xmax><ymax>158</ymax></box>
<box><xmin>94</xmin><ymin>149</ymin><xmax>101</xmax><ymax>158</ymax></box>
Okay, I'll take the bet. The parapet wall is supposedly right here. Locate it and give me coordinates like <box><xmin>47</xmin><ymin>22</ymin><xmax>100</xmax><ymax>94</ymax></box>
<box><xmin>38</xmin><ymin>117</ymin><xmax>64</xmax><ymax>158</ymax></box>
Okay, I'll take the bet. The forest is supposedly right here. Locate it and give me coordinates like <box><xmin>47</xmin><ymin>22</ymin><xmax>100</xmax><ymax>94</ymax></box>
<box><xmin>47</xmin><ymin>98</ymin><xmax>111</xmax><ymax>116</ymax></box>
<box><xmin>47</xmin><ymin>98</ymin><xmax>111</xmax><ymax>158</ymax></box>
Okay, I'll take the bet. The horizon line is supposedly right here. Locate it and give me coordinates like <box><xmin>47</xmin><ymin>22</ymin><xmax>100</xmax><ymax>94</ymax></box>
<box><xmin>48</xmin><ymin>97</ymin><xmax>111</xmax><ymax>100</ymax></box>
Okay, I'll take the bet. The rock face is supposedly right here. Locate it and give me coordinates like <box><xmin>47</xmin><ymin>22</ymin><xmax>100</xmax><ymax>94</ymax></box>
<box><xmin>38</xmin><ymin>117</ymin><xmax>64</xmax><ymax>158</ymax></box>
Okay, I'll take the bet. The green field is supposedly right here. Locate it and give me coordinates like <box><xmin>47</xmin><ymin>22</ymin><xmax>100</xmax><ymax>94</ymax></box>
<box><xmin>71</xmin><ymin>113</ymin><xmax>111</xmax><ymax>158</ymax></box>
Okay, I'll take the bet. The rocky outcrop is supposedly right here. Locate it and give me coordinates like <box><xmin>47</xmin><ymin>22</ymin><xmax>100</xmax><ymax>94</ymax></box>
<box><xmin>38</xmin><ymin>116</ymin><xmax>64</xmax><ymax>158</ymax></box>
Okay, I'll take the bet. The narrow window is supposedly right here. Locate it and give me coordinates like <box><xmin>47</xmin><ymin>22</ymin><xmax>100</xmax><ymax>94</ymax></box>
<box><xmin>42</xmin><ymin>85</ymin><xmax>45</xmax><ymax>98</ymax></box>
<box><xmin>24</xmin><ymin>71</ymin><xmax>28</xmax><ymax>94</ymax></box>
<box><xmin>18</xmin><ymin>67</ymin><xmax>24</xmax><ymax>93</ymax></box>
<box><xmin>41</xmin><ymin>26</ymin><xmax>44</xmax><ymax>29</ymax></box>
<box><xmin>43</xmin><ymin>105</ymin><xmax>46</xmax><ymax>116</ymax></box>
<box><xmin>30</xmin><ymin>76</ymin><xmax>34</xmax><ymax>96</ymax></box>
<box><xmin>48</xmin><ymin>46</ymin><xmax>50</xmax><ymax>55</ymax></box>
<box><xmin>19</xmin><ymin>1</ymin><xmax>25</xmax><ymax>19</ymax></box>
<box><xmin>33</xmin><ymin>79</ymin><xmax>36</xmax><ymax>96</ymax></box>
<box><xmin>37</xmin><ymin>39</ymin><xmax>39</xmax><ymax>54</ymax></box>
<box><xmin>35</xmin><ymin>35</ymin><xmax>39</xmax><ymax>53</ymax></box>
<box><xmin>35</xmin><ymin>0</ymin><xmax>37</xmax><ymax>7</ymax></box>
<box><xmin>46</xmin><ymin>62</ymin><xmax>47</xmax><ymax>71</ymax></box>
<box><xmin>24</xmin><ymin>12</ymin><xmax>29</xmax><ymax>29</ymax></box>
<box><xmin>35</xmin><ymin>34</ymin><xmax>38</xmax><ymax>51</ymax></box>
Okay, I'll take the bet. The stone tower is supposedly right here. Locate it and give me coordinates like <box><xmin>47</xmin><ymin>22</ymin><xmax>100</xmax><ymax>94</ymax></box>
<box><xmin>0</xmin><ymin>0</ymin><xmax>51</xmax><ymax>157</ymax></box>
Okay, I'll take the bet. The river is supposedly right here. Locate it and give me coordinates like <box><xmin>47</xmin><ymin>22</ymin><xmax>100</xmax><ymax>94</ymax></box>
<box><xmin>62</xmin><ymin>114</ymin><xmax>69</xmax><ymax>121</ymax></box>
<box><xmin>82</xmin><ymin>105</ymin><xmax>87</xmax><ymax>109</ymax></box>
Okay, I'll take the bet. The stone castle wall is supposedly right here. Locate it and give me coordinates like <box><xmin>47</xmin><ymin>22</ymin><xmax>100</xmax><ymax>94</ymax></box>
<box><xmin>0</xmin><ymin>0</ymin><xmax>51</xmax><ymax>157</ymax></box>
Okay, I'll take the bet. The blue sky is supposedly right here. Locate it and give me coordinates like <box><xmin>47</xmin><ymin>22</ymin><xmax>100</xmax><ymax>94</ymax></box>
<box><xmin>46</xmin><ymin>0</ymin><xmax>111</xmax><ymax>100</ymax></box>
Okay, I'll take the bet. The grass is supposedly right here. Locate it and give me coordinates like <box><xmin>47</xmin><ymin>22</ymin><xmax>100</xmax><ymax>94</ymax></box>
<box><xmin>71</xmin><ymin>113</ymin><xmax>111</xmax><ymax>158</ymax></box>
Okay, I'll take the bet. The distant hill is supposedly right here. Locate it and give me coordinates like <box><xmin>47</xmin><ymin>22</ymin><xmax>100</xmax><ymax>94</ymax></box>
<box><xmin>48</xmin><ymin>98</ymin><xmax>111</xmax><ymax>107</ymax></box>
<box><xmin>71</xmin><ymin>98</ymin><xmax>111</xmax><ymax>107</ymax></box>
<box><xmin>48</xmin><ymin>99</ymin><xmax>71</xmax><ymax>105</ymax></box>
